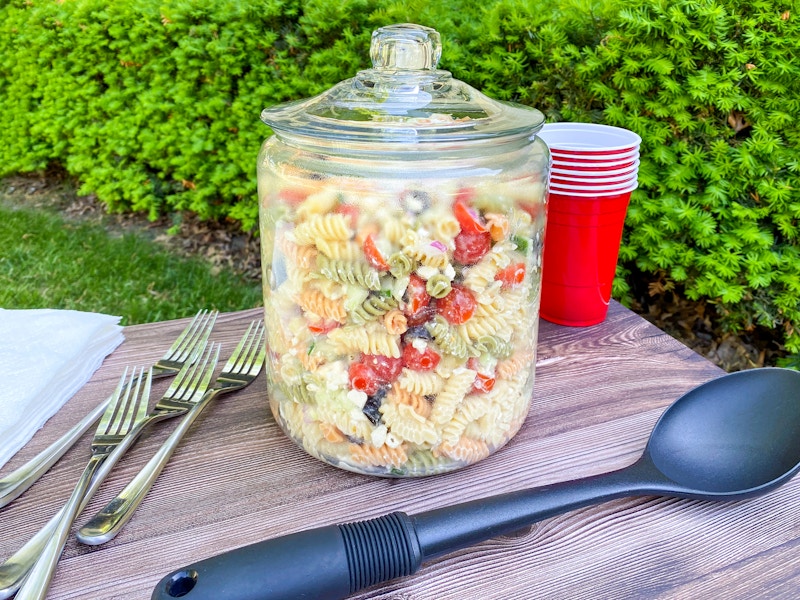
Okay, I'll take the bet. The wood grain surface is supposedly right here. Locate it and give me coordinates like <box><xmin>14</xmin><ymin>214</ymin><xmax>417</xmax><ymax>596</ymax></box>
<box><xmin>1</xmin><ymin>303</ymin><xmax>797</xmax><ymax>599</ymax></box>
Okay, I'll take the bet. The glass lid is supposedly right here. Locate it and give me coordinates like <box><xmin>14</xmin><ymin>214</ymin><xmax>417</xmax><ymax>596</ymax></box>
<box><xmin>260</xmin><ymin>23</ymin><xmax>545</xmax><ymax>145</ymax></box>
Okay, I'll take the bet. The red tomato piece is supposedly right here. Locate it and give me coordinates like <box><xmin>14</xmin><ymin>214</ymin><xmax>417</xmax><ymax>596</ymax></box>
<box><xmin>453</xmin><ymin>230</ymin><xmax>491</xmax><ymax>265</ymax></box>
<box><xmin>308</xmin><ymin>319</ymin><xmax>339</xmax><ymax>334</ymax></box>
<box><xmin>472</xmin><ymin>372</ymin><xmax>496</xmax><ymax>393</ymax></box>
<box><xmin>453</xmin><ymin>197</ymin><xmax>488</xmax><ymax>234</ymax></box>
<box><xmin>437</xmin><ymin>285</ymin><xmax>477</xmax><ymax>324</ymax></box>
<box><xmin>402</xmin><ymin>344</ymin><xmax>441</xmax><ymax>371</ymax></box>
<box><xmin>349</xmin><ymin>362</ymin><xmax>381</xmax><ymax>395</ymax></box>
<box><xmin>363</xmin><ymin>354</ymin><xmax>403</xmax><ymax>383</ymax></box>
<box><xmin>404</xmin><ymin>274</ymin><xmax>431</xmax><ymax>314</ymax></box>
<box><xmin>278</xmin><ymin>188</ymin><xmax>310</xmax><ymax>205</ymax></box>
<box><xmin>454</xmin><ymin>187</ymin><xmax>477</xmax><ymax>204</ymax></box>
<box><xmin>495</xmin><ymin>262</ymin><xmax>527</xmax><ymax>288</ymax></box>
<box><xmin>362</xmin><ymin>234</ymin><xmax>390</xmax><ymax>271</ymax></box>
<box><xmin>333</xmin><ymin>203</ymin><xmax>359</xmax><ymax>228</ymax></box>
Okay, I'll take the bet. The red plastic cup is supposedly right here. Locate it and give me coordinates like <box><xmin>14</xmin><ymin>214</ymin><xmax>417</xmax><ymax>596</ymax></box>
<box><xmin>540</xmin><ymin>188</ymin><xmax>633</xmax><ymax>327</ymax></box>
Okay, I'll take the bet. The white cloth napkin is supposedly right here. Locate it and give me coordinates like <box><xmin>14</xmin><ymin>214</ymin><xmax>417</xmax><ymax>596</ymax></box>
<box><xmin>0</xmin><ymin>309</ymin><xmax>124</xmax><ymax>469</ymax></box>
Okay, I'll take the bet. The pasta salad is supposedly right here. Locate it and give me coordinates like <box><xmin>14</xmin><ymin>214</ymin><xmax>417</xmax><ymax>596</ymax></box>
<box><xmin>259</xmin><ymin>155</ymin><xmax>547</xmax><ymax>476</ymax></box>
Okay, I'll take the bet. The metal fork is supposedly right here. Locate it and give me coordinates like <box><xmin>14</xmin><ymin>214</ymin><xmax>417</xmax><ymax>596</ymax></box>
<box><xmin>0</xmin><ymin>309</ymin><xmax>218</xmax><ymax>510</ymax></box>
<box><xmin>14</xmin><ymin>366</ymin><xmax>153</xmax><ymax>600</ymax></box>
<box><xmin>0</xmin><ymin>343</ymin><xmax>221</xmax><ymax>600</ymax></box>
<box><xmin>77</xmin><ymin>320</ymin><xmax>266</xmax><ymax>546</ymax></box>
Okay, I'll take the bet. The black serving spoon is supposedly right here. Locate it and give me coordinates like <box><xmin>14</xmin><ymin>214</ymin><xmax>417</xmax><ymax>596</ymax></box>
<box><xmin>151</xmin><ymin>368</ymin><xmax>800</xmax><ymax>600</ymax></box>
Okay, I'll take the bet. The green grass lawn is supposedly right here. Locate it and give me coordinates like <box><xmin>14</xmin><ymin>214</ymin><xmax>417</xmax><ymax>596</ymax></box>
<box><xmin>0</xmin><ymin>200</ymin><xmax>263</xmax><ymax>325</ymax></box>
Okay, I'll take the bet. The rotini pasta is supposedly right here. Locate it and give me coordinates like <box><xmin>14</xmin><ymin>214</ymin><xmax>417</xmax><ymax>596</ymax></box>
<box><xmin>383</xmin><ymin>309</ymin><xmax>408</xmax><ymax>335</ymax></box>
<box><xmin>430</xmin><ymin>367</ymin><xmax>476</xmax><ymax>425</ymax></box>
<box><xmin>260</xmin><ymin>163</ymin><xmax>546</xmax><ymax>476</ymax></box>
<box><xmin>425</xmin><ymin>316</ymin><xmax>474</xmax><ymax>359</ymax></box>
<box><xmin>292</xmin><ymin>213</ymin><xmax>352</xmax><ymax>245</ymax></box>
<box><xmin>379</xmin><ymin>402</ymin><xmax>438</xmax><ymax>445</ymax></box>
<box><xmin>387</xmin><ymin>382</ymin><xmax>432</xmax><ymax>418</ymax></box>
<box><xmin>328</xmin><ymin>324</ymin><xmax>402</xmax><ymax>358</ymax></box>
<box><xmin>351</xmin><ymin>294</ymin><xmax>399</xmax><ymax>325</ymax></box>
<box><xmin>349</xmin><ymin>443</ymin><xmax>409</xmax><ymax>469</ymax></box>
<box><xmin>397</xmin><ymin>368</ymin><xmax>446</xmax><ymax>395</ymax></box>
<box><xmin>316</xmin><ymin>255</ymin><xmax>382</xmax><ymax>290</ymax></box>
<box><xmin>297</xmin><ymin>288</ymin><xmax>347</xmax><ymax>323</ymax></box>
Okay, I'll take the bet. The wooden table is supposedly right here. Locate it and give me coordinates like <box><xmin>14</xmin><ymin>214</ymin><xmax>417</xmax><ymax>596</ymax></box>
<box><xmin>1</xmin><ymin>304</ymin><xmax>798</xmax><ymax>599</ymax></box>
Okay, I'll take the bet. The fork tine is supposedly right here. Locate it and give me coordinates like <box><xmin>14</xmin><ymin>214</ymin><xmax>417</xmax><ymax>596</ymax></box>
<box><xmin>221</xmin><ymin>320</ymin><xmax>255</xmax><ymax>372</ymax></box>
<box><xmin>96</xmin><ymin>367</ymin><xmax>130</xmax><ymax>436</ymax></box>
<box><xmin>248</xmin><ymin>328</ymin><xmax>267</xmax><ymax>376</ymax></box>
<box><xmin>241</xmin><ymin>321</ymin><xmax>266</xmax><ymax>374</ymax></box>
<box><xmin>116</xmin><ymin>369</ymin><xmax>151</xmax><ymax>435</ymax></box>
<box><xmin>163</xmin><ymin>310</ymin><xmax>218</xmax><ymax>362</ymax></box>
<box><xmin>165</xmin><ymin>343</ymin><xmax>219</xmax><ymax>402</ymax></box>
<box><xmin>164</xmin><ymin>340</ymin><xmax>208</xmax><ymax>395</ymax></box>
<box><xmin>222</xmin><ymin>321</ymin><xmax>264</xmax><ymax>373</ymax></box>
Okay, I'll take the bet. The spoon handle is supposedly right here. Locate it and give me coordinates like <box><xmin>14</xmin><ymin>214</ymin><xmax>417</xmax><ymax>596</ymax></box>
<box><xmin>151</xmin><ymin>462</ymin><xmax>654</xmax><ymax>600</ymax></box>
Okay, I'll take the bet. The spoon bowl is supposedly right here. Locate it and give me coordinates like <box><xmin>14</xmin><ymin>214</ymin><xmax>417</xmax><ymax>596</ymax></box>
<box><xmin>152</xmin><ymin>368</ymin><xmax>800</xmax><ymax>600</ymax></box>
<box><xmin>645</xmin><ymin>367</ymin><xmax>800</xmax><ymax>496</ymax></box>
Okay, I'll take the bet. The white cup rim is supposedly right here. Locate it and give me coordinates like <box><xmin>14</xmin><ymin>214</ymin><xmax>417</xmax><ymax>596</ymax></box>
<box><xmin>551</xmin><ymin>159</ymin><xmax>640</xmax><ymax>178</ymax></box>
<box><xmin>539</xmin><ymin>122</ymin><xmax>642</xmax><ymax>153</ymax></box>
<box><xmin>548</xmin><ymin>181</ymin><xmax>639</xmax><ymax>197</ymax></box>
<box><xmin>550</xmin><ymin>174</ymin><xmax>638</xmax><ymax>185</ymax></box>
<box><xmin>549</xmin><ymin>179</ymin><xmax>638</xmax><ymax>192</ymax></box>
<box><xmin>551</xmin><ymin>148</ymin><xmax>640</xmax><ymax>162</ymax></box>
<box><xmin>551</xmin><ymin>152</ymin><xmax>640</xmax><ymax>167</ymax></box>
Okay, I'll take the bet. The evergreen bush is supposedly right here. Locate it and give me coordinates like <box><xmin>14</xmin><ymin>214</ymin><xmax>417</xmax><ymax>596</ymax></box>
<box><xmin>570</xmin><ymin>0</ymin><xmax>800</xmax><ymax>356</ymax></box>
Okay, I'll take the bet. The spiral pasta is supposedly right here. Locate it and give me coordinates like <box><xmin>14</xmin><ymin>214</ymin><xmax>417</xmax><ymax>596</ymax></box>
<box><xmin>316</xmin><ymin>255</ymin><xmax>382</xmax><ymax>290</ymax></box>
<box><xmin>425</xmin><ymin>316</ymin><xmax>474</xmax><ymax>359</ymax></box>
<box><xmin>292</xmin><ymin>213</ymin><xmax>352</xmax><ymax>245</ymax></box>
<box><xmin>349</xmin><ymin>443</ymin><xmax>409</xmax><ymax>469</ymax></box>
<box><xmin>380</xmin><ymin>402</ymin><xmax>438</xmax><ymax>445</ymax></box>
<box><xmin>397</xmin><ymin>368</ymin><xmax>446</xmax><ymax>396</ymax></box>
<box><xmin>260</xmin><ymin>166</ymin><xmax>546</xmax><ymax>476</ymax></box>
<box><xmin>351</xmin><ymin>294</ymin><xmax>399</xmax><ymax>325</ymax></box>
<box><xmin>328</xmin><ymin>324</ymin><xmax>402</xmax><ymax>358</ymax></box>
<box><xmin>297</xmin><ymin>288</ymin><xmax>347</xmax><ymax>323</ymax></box>
<box><xmin>430</xmin><ymin>367</ymin><xmax>476</xmax><ymax>425</ymax></box>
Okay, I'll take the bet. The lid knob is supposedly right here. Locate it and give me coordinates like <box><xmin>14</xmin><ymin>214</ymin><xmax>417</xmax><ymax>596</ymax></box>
<box><xmin>370</xmin><ymin>23</ymin><xmax>442</xmax><ymax>71</ymax></box>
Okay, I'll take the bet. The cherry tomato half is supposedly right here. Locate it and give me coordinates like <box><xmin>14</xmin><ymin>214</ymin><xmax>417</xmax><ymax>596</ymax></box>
<box><xmin>437</xmin><ymin>284</ymin><xmax>477</xmax><ymax>324</ymax></box>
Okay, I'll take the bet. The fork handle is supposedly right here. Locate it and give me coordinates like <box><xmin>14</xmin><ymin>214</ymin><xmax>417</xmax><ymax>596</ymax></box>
<box><xmin>0</xmin><ymin>397</ymin><xmax>109</xmax><ymax>510</ymax></box>
<box><xmin>14</xmin><ymin>456</ymin><xmax>103</xmax><ymax>600</ymax></box>
<box><xmin>77</xmin><ymin>389</ymin><xmax>223</xmax><ymax>545</ymax></box>
<box><xmin>0</xmin><ymin>412</ymin><xmax>174</xmax><ymax>600</ymax></box>
<box><xmin>0</xmin><ymin>369</ymin><xmax>174</xmax><ymax>511</ymax></box>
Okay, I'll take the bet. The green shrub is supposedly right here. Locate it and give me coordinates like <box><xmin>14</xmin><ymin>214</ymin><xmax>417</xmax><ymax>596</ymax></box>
<box><xmin>0</xmin><ymin>0</ymin><xmax>481</xmax><ymax>229</ymax></box>
<box><xmin>569</xmin><ymin>0</ymin><xmax>800</xmax><ymax>354</ymax></box>
<box><xmin>1</xmin><ymin>0</ymin><xmax>798</xmax><ymax>360</ymax></box>
<box><xmin>0</xmin><ymin>0</ymin><xmax>308</xmax><ymax>228</ymax></box>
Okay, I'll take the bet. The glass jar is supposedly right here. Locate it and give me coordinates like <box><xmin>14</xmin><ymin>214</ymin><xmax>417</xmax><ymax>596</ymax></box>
<box><xmin>257</xmin><ymin>24</ymin><xmax>549</xmax><ymax>476</ymax></box>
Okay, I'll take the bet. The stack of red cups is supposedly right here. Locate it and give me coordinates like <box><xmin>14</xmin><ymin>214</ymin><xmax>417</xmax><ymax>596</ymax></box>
<box><xmin>538</xmin><ymin>123</ymin><xmax>641</xmax><ymax>326</ymax></box>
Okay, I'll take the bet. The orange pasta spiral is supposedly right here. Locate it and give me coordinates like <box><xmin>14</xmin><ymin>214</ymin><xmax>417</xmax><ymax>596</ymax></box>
<box><xmin>349</xmin><ymin>443</ymin><xmax>408</xmax><ymax>469</ymax></box>
<box><xmin>388</xmin><ymin>382</ymin><xmax>431</xmax><ymax>418</ymax></box>
<box><xmin>297</xmin><ymin>288</ymin><xmax>347</xmax><ymax>323</ymax></box>
<box><xmin>435</xmin><ymin>437</ymin><xmax>490</xmax><ymax>463</ymax></box>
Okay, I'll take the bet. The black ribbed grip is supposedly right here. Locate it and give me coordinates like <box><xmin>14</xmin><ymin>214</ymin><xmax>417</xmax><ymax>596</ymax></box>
<box><xmin>338</xmin><ymin>511</ymin><xmax>423</xmax><ymax>593</ymax></box>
